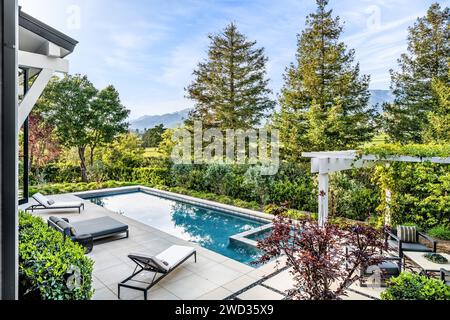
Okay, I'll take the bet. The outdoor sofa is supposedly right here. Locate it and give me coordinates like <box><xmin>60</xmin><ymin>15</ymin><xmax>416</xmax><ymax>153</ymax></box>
<box><xmin>48</xmin><ymin>216</ymin><xmax>129</xmax><ymax>253</ymax></box>
<box><xmin>27</xmin><ymin>193</ymin><xmax>85</xmax><ymax>213</ymax></box>
<box><xmin>385</xmin><ymin>226</ymin><xmax>437</xmax><ymax>257</ymax></box>
<box><xmin>118</xmin><ymin>245</ymin><xmax>196</xmax><ymax>300</ymax></box>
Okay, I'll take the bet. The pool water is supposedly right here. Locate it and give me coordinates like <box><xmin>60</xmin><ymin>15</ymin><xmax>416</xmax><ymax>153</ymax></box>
<box><xmin>87</xmin><ymin>191</ymin><xmax>265</xmax><ymax>266</ymax></box>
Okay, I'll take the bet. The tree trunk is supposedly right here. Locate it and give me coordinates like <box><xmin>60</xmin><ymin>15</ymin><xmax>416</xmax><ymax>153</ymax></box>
<box><xmin>78</xmin><ymin>146</ymin><xmax>88</xmax><ymax>182</ymax></box>
<box><xmin>89</xmin><ymin>146</ymin><xmax>95</xmax><ymax>167</ymax></box>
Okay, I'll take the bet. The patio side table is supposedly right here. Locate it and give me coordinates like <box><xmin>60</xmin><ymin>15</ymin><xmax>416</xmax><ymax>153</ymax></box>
<box><xmin>403</xmin><ymin>251</ymin><xmax>450</xmax><ymax>276</ymax></box>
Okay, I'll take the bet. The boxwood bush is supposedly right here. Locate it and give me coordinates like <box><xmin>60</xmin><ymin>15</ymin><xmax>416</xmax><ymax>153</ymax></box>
<box><xmin>19</xmin><ymin>212</ymin><xmax>94</xmax><ymax>300</ymax></box>
<box><xmin>381</xmin><ymin>272</ymin><xmax>450</xmax><ymax>300</ymax></box>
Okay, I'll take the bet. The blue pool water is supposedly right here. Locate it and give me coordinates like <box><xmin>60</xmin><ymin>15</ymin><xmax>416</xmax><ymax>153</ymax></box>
<box><xmin>87</xmin><ymin>191</ymin><xmax>266</xmax><ymax>266</ymax></box>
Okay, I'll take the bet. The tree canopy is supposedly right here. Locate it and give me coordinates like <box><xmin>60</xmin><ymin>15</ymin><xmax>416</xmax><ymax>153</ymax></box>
<box><xmin>274</xmin><ymin>0</ymin><xmax>374</xmax><ymax>160</ymax></box>
<box><xmin>39</xmin><ymin>74</ymin><xmax>129</xmax><ymax>182</ymax></box>
<box><xmin>384</xmin><ymin>3</ymin><xmax>449</xmax><ymax>143</ymax></box>
<box><xmin>186</xmin><ymin>23</ymin><xmax>275</xmax><ymax>130</ymax></box>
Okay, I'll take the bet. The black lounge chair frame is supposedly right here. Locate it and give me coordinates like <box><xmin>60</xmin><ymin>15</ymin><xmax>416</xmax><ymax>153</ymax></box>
<box><xmin>118</xmin><ymin>251</ymin><xmax>197</xmax><ymax>300</ymax></box>
<box><xmin>26</xmin><ymin>203</ymin><xmax>85</xmax><ymax>213</ymax></box>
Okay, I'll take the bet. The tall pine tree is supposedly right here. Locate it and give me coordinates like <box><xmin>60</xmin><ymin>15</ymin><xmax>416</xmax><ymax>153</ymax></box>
<box><xmin>186</xmin><ymin>23</ymin><xmax>275</xmax><ymax>130</ymax></box>
<box><xmin>384</xmin><ymin>3</ymin><xmax>449</xmax><ymax>143</ymax></box>
<box><xmin>274</xmin><ymin>0</ymin><xmax>374</xmax><ymax>160</ymax></box>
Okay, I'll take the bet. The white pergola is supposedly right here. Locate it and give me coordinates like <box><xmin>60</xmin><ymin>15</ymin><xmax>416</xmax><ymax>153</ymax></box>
<box><xmin>302</xmin><ymin>151</ymin><xmax>450</xmax><ymax>227</ymax></box>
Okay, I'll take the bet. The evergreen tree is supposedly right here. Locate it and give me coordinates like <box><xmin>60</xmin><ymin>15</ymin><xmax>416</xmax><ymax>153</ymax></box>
<box><xmin>424</xmin><ymin>71</ymin><xmax>450</xmax><ymax>143</ymax></box>
<box><xmin>142</xmin><ymin>124</ymin><xmax>167</xmax><ymax>148</ymax></box>
<box><xmin>275</xmin><ymin>0</ymin><xmax>374</xmax><ymax>160</ymax></box>
<box><xmin>384</xmin><ymin>3</ymin><xmax>449</xmax><ymax>143</ymax></box>
<box><xmin>186</xmin><ymin>23</ymin><xmax>275</xmax><ymax>130</ymax></box>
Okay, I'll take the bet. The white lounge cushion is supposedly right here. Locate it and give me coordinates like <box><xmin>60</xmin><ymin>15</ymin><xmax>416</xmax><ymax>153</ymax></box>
<box><xmin>156</xmin><ymin>245</ymin><xmax>196</xmax><ymax>271</ymax></box>
<box><xmin>32</xmin><ymin>193</ymin><xmax>82</xmax><ymax>208</ymax></box>
<box><xmin>49</xmin><ymin>201</ymin><xmax>83</xmax><ymax>208</ymax></box>
<box><xmin>32</xmin><ymin>193</ymin><xmax>51</xmax><ymax>207</ymax></box>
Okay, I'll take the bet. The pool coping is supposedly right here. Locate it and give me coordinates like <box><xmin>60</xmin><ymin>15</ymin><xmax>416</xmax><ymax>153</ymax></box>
<box><xmin>73</xmin><ymin>185</ymin><xmax>275</xmax><ymax>224</ymax></box>
<box><xmin>229</xmin><ymin>224</ymin><xmax>274</xmax><ymax>248</ymax></box>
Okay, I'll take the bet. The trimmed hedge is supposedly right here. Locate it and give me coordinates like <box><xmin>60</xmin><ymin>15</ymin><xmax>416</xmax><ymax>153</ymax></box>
<box><xmin>381</xmin><ymin>272</ymin><xmax>450</xmax><ymax>300</ymax></box>
<box><xmin>19</xmin><ymin>212</ymin><xmax>94</xmax><ymax>300</ymax></box>
<box><xmin>29</xmin><ymin>181</ymin><xmax>140</xmax><ymax>196</ymax></box>
<box><xmin>428</xmin><ymin>225</ymin><xmax>450</xmax><ymax>241</ymax></box>
<box><xmin>29</xmin><ymin>181</ymin><xmax>262</xmax><ymax>212</ymax></box>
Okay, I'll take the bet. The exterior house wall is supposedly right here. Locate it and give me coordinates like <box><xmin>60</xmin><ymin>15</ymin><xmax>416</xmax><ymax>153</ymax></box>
<box><xmin>1</xmin><ymin>0</ymin><xmax>19</xmax><ymax>300</ymax></box>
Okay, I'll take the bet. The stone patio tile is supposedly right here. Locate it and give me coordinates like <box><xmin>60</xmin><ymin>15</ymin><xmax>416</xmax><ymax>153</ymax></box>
<box><xmin>197</xmin><ymin>287</ymin><xmax>233</xmax><ymax>300</ymax></box>
<box><xmin>160</xmin><ymin>273</ymin><xmax>220</xmax><ymax>300</ymax></box>
<box><xmin>161</xmin><ymin>265</ymin><xmax>194</xmax><ymax>283</ymax></box>
<box><xmin>223</xmin><ymin>275</ymin><xmax>257</xmax><ymax>293</ymax></box>
<box><xmin>184</xmin><ymin>256</ymin><xmax>217</xmax><ymax>274</ymax></box>
<box><xmin>90</xmin><ymin>253</ymin><xmax>124</xmax><ymax>272</ymax></box>
<box><xmin>92</xmin><ymin>276</ymin><xmax>106</xmax><ymax>290</ymax></box>
<box><xmin>246</xmin><ymin>259</ymin><xmax>285</xmax><ymax>280</ymax></box>
<box><xmin>94</xmin><ymin>263</ymin><xmax>135</xmax><ymax>286</ymax></box>
<box><xmin>221</xmin><ymin>259</ymin><xmax>255</xmax><ymax>274</ymax></box>
<box><xmin>343</xmin><ymin>290</ymin><xmax>372</xmax><ymax>300</ymax></box>
<box><xmin>197</xmin><ymin>263</ymin><xmax>244</xmax><ymax>286</ymax></box>
<box><xmin>111</xmin><ymin>281</ymin><xmax>180</xmax><ymax>301</ymax></box>
<box><xmin>196</xmin><ymin>249</ymin><xmax>229</xmax><ymax>263</ymax></box>
<box><xmin>348</xmin><ymin>283</ymin><xmax>384</xmax><ymax>300</ymax></box>
<box><xmin>134</xmin><ymin>286</ymin><xmax>181</xmax><ymax>300</ymax></box>
<box><xmin>93</xmin><ymin>287</ymin><xmax>118</xmax><ymax>300</ymax></box>
<box><xmin>237</xmin><ymin>286</ymin><xmax>284</xmax><ymax>300</ymax></box>
<box><xmin>262</xmin><ymin>270</ymin><xmax>294</xmax><ymax>293</ymax></box>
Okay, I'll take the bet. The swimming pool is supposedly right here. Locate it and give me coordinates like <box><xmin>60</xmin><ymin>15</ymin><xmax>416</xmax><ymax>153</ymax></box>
<box><xmin>86</xmin><ymin>191</ymin><xmax>266</xmax><ymax>266</ymax></box>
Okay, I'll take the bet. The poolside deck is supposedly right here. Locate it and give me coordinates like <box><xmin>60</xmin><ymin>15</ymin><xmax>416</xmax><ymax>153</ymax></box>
<box><xmin>20</xmin><ymin>193</ymin><xmax>383</xmax><ymax>300</ymax></box>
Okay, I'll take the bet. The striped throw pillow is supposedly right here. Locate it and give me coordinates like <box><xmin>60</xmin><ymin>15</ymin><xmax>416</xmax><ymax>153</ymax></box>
<box><xmin>397</xmin><ymin>226</ymin><xmax>417</xmax><ymax>243</ymax></box>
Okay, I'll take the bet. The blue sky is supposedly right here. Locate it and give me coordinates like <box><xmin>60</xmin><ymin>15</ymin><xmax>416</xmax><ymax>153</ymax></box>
<box><xmin>19</xmin><ymin>0</ymin><xmax>445</xmax><ymax>120</ymax></box>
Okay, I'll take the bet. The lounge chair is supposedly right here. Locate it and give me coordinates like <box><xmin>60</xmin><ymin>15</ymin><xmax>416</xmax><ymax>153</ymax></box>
<box><xmin>441</xmin><ymin>269</ymin><xmax>450</xmax><ymax>286</ymax></box>
<box><xmin>385</xmin><ymin>226</ymin><xmax>437</xmax><ymax>257</ymax></box>
<box><xmin>26</xmin><ymin>193</ymin><xmax>85</xmax><ymax>213</ymax></box>
<box><xmin>48</xmin><ymin>216</ymin><xmax>129</xmax><ymax>253</ymax></box>
<box><xmin>118</xmin><ymin>245</ymin><xmax>196</xmax><ymax>300</ymax></box>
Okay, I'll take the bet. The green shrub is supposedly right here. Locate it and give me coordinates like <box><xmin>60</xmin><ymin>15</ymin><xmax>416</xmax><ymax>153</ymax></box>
<box><xmin>19</xmin><ymin>212</ymin><xmax>94</xmax><ymax>300</ymax></box>
<box><xmin>374</xmin><ymin>162</ymin><xmax>450</xmax><ymax>230</ymax></box>
<box><xmin>29</xmin><ymin>181</ymin><xmax>139</xmax><ymax>195</ymax></box>
<box><xmin>329</xmin><ymin>170</ymin><xmax>379</xmax><ymax>221</ymax></box>
<box><xmin>131</xmin><ymin>167</ymin><xmax>169</xmax><ymax>186</ymax></box>
<box><xmin>203</xmin><ymin>164</ymin><xmax>233</xmax><ymax>195</ymax></box>
<box><xmin>428</xmin><ymin>225</ymin><xmax>450</xmax><ymax>240</ymax></box>
<box><xmin>381</xmin><ymin>272</ymin><xmax>450</xmax><ymax>300</ymax></box>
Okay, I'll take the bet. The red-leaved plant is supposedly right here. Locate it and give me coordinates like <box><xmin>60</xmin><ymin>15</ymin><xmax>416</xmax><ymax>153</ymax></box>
<box><xmin>257</xmin><ymin>216</ymin><xmax>387</xmax><ymax>300</ymax></box>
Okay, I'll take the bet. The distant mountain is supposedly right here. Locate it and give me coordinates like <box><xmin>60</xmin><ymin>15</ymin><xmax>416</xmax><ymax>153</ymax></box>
<box><xmin>369</xmin><ymin>90</ymin><xmax>394</xmax><ymax>113</ymax></box>
<box><xmin>130</xmin><ymin>108</ymin><xmax>191</xmax><ymax>132</ymax></box>
<box><xmin>130</xmin><ymin>90</ymin><xmax>393</xmax><ymax>131</ymax></box>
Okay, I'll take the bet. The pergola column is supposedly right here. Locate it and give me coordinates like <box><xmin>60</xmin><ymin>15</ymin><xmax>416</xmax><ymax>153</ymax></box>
<box><xmin>318</xmin><ymin>172</ymin><xmax>329</xmax><ymax>227</ymax></box>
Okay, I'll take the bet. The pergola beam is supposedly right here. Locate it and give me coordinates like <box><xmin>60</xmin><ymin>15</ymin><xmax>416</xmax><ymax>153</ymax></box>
<box><xmin>18</xmin><ymin>50</ymin><xmax>68</xmax><ymax>72</ymax></box>
<box><xmin>302</xmin><ymin>150</ymin><xmax>450</xmax><ymax>227</ymax></box>
<box><xmin>18</xmin><ymin>50</ymin><xmax>70</xmax><ymax>127</ymax></box>
<box><xmin>18</xmin><ymin>68</ymin><xmax>53</xmax><ymax>127</ymax></box>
